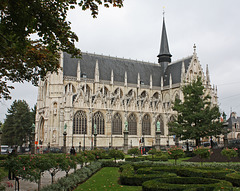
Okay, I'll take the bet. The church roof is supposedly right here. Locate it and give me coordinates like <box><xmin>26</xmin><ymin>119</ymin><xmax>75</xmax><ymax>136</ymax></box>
<box><xmin>163</xmin><ymin>56</ymin><xmax>192</xmax><ymax>86</ymax></box>
<box><xmin>63</xmin><ymin>52</ymin><xmax>192</xmax><ymax>87</ymax></box>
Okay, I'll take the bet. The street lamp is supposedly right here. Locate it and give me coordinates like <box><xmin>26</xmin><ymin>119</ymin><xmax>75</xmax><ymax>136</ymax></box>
<box><xmin>83</xmin><ymin>128</ymin><xmax>86</xmax><ymax>151</ymax></box>
<box><xmin>0</xmin><ymin>129</ymin><xmax>2</xmax><ymax>154</ymax></box>
<box><xmin>79</xmin><ymin>142</ymin><xmax>81</xmax><ymax>152</ymax></box>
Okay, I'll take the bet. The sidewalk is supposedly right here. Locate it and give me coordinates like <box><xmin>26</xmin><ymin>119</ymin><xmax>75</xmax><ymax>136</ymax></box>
<box><xmin>1</xmin><ymin>166</ymin><xmax>78</xmax><ymax>191</ymax></box>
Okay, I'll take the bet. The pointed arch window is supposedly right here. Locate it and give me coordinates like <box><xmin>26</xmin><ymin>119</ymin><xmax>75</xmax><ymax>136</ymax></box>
<box><xmin>155</xmin><ymin>115</ymin><xmax>164</xmax><ymax>135</ymax></box>
<box><xmin>92</xmin><ymin>111</ymin><xmax>105</xmax><ymax>135</ymax></box>
<box><xmin>112</xmin><ymin>113</ymin><xmax>122</xmax><ymax>135</ymax></box>
<box><xmin>73</xmin><ymin>111</ymin><xmax>87</xmax><ymax>134</ymax></box>
<box><xmin>142</xmin><ymin>114</ymin><xmax>151</xmax><ymax>135</ymax></box>
<box><xmin>128</xmin><ymin>113</ymin><xmax>137</xmax><ymax>135</ymax></box>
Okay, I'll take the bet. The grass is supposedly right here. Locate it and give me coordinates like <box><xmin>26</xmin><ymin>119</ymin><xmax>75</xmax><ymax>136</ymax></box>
<box><xmin>74</xmin><ymin>167</ymin><xmax>142</xmax><ymax>191</ymax></box>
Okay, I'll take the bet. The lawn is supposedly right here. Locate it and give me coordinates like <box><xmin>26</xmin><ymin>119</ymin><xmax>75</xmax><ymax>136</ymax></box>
<box><xmin>74</xmin><ymin>167</ymin><xmax>142</xmax><ymax>191</ymax></box>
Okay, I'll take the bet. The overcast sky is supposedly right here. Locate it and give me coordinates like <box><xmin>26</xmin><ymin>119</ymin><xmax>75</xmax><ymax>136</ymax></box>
<box><xmin>1</xmin><ymin>0</ymin><xmax>240</xmax><ymax>122</ymax></box>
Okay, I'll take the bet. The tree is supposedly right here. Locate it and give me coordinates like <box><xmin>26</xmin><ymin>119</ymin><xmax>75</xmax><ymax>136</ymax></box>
<box><xmin>168</xmin><ymin>77</ymin><xmax>223</xmax><ymax>146</ymax></box>
<box><xmin>0</xmin><ymin>0</ymin><xmax>123</xmax><ymax>99</ymax></box>
<box><xmin>128</xmin><ymin>148</ymin><xmax>140</xmax><ymax>158</ymax></box>
<box><xmin>108</xmin><ymin>149</ymin><xmax>124</xmax><ymax>163</ymax></box>
<box><xmin>167</xmin><ymin>146</ymin><xmax>185</xmax><ymax>165</ymax></box>
<box><xmin>2</xmin><ymin>100</ymin><xmax>34</xmax><ymax>147</ymax></box>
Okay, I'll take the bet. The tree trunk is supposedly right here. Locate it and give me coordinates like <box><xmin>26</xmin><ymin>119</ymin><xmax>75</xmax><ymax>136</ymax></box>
<box><xmin>51</xmin><ymin>173</ymin><xmax>55</xmax><ymax>184</ymax></box>
<box><xmin>196</xmin><ymin>138</ymin><xmax>201</xmax><ymax>147</ymax></box>
<box><xmin>38</xmin><ymin>176</ymin><xmax>41</xmax><ymax>191</ymax></box>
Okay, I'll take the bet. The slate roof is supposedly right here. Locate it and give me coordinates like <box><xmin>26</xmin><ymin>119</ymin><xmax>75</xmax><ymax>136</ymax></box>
<box><xmin>163</xmin><ymin>56</ymin><xmax>192</xmax><ymax>86</ymax></box>
<box><xmin>227</xmin><ymin>114</ymin><xmax>240</xmax><ymax>129</ymax></box>
<box><xmin>63</xmin><ymin>52</ymin><xmax>192</xmax><ymax>87</ymax></box>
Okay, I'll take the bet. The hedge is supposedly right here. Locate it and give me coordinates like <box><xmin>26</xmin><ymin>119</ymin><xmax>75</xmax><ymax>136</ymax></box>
<box><xmin>177</xmin><ymin>167</ymin><xmax>234</xmax><ymax>180</ymax></box>
<box><xmin>120</xmin><ymin>164</ymin><xmax>177</xmax><ymax>186</ymax></box>
<box><xmin>125</xmin><ymin>157</ymin><xmax>145</xmax><ymax>162</ymax></box>
<box><xmin>136</xmin><ymin>165</ymin><xmax>234</xmax><ymax>180</ymax></box>
<box><xmin>142</xmin><ymin>177</ymin><xmax>233</xmax><ymax>191</ymax></box>
<box><xmin>40</xmin><ymin>161</ymin><xmax>102</xmax><ymax>191</ymax></box>
<box><xmin>225</xmin><ymin>172</ymin><xmax>240</xmax><ymax>187</ymax></box>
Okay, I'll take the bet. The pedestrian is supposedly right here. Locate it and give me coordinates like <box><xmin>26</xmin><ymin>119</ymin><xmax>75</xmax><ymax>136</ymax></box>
<box><xmin>70</xmin><ymin>146</ymin><xmax>76</xmax><ymax>155</ymax></box>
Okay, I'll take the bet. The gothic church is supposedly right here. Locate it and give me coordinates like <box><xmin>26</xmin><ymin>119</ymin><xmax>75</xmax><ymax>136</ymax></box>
<box><xmin>35</xmin><ymin>17</ymin><xmax>218</xmax><ymax>151</ymax></box>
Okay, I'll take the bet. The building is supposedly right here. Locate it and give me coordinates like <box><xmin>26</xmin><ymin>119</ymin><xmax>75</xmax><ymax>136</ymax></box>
<box><xmin>227</xmin><ymin>112</ymin><xmax>240</xmax><ymax>140</ymax></box>
<box><xmin>35</xmin><ymin>16</ymin><xmax>218</xmax><ymax>151</ymax></box>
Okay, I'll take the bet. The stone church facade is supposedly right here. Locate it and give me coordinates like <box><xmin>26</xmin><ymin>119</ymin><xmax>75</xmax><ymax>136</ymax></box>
<box><xmin>35</xmin><ymin>17</ymin><xmax>218</xmax><ymax>150</ymax></box>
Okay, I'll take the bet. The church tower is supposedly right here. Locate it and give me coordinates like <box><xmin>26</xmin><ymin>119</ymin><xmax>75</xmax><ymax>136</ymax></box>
<box><xmin>157</xmin><ymin>15</ymin><xmax>172</xmax><ymax>73</ymax></box>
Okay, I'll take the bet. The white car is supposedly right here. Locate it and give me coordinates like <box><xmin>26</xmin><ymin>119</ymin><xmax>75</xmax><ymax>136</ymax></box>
<box><xmin>1</xmin><ymin>145</ymin><xmax>9</xmax><ymax>154</ymax></box>
<box><xmin>182</xmin><ymin>145</ymin><xmax>193</xmax><ymax>151</ymax></box>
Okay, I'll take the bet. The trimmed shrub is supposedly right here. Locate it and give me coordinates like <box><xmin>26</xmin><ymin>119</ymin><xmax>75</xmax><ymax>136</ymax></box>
<box><xmin>125</xmin><ymin>157</ymin><xmax>144</xmax><ymax>162</ymax></box>
<box><xmin>177</xmin><ymin>167</ymin><xmax>234</xmax><ymax>180</ymax></box>
<box><xmin>225</xmin><ymin>172</ymin><xmax>240</xmax><ymax>187</ymax></box>
<box><xmin>142</xmin><ymin>177</ymin><xmax>232</xmax><ymax>191</ymax></box>
<box><xmin>120</xmin><ymin>164</ymin><xmax>177</xmax><ymax>186</ymax></box>
<box><xmin>40</xmin><ymin>161</ymin><xmax>102</xmax><ymax>191</ymax></box>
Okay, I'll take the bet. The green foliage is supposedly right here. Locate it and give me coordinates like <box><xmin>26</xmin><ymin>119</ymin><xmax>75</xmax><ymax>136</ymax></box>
<box><xmin>91</xmin><ymin>149</ymin><xmax>107</xmax><ymax>160</ymax></box>
<box><xmin>221</xmin><ymin>148</ymin><xmax>238</xmax><ymax>160</ymax></box>
<box><xmin>120</xmin><ymin>164</ymin><xmax>177</xmax><ymax>186</ymax></box>
<box><xmin>82</xmin><ymin>150</ymin><xmax>95</xmax><ymax>163</ymax></box>
<box><xmin>167</xmin><ymin>146</ymin><xmax>185</xmax><ymax>165</ymax></box>
<box><xmin>41</xmin><ymin>161</ymin><xmax>102</xmax><ymax>191</ymax></box>
<box><xmin>0</xmin><ymin>0</ymin><xmax>123</xmax><ymax>99</ymax></box>
<box><xmin>225</xmin><ymin>172</ymin><xmax>240</xmax><ymax>187</ymax></box>
<box><xmin>194</xmin><ymin>146</ymin><xmax>212</xmax><ymax>165</ymax></box>
<box><xmin>148</xmin><ymin>148</ymin><xmax>156</xmax><ymax>159</ymax></box>
<box><xmin>168</xmin><ymin>77</ymin><xmax>223</xmax><ymax>146</ymax></box>
<box><xmin>2</xmin><ymin>100</ymin><xmax>34</xmax><ymax>146</ymax></box>
<box><xmin>128</xmin><ymin>148</ymin><xmax>140</xmax><ymax>158</ymax></box>
<box><xmin>142</xmin><ymin>177</ymin><xmax>232</xmax><ymax>191</ymax></box>
<box><xmin>108</xmin><ymin>149</ymin><xmax>125</xmax><ymax>163</ymax></box>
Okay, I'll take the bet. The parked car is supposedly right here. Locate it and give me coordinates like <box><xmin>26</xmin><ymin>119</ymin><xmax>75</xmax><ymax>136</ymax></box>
<box><xmin>228</xmin><ymin>139</ymin><xmax>240</xmax><ymax>149</ymax></box>
<box><xmin>202</xmin><ymin>141</ymin><xmax>218</xmax><ymax>148</ymax></box>
<box><xmin>182</xmin><ymin>145</ymin><xmax>193</xmax><ymax>151</ymax></box>
<box><xmin>43</xmin><ymin>147</ymin><xmax>63</xmax><ymax>154</ymax></box>
<box><xmin>1</xmin><ymin>145</ymin><xmax>8</xmax><ymax>154</ymax></box>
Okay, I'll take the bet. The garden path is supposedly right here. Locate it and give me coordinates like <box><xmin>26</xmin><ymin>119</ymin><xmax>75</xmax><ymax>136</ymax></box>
<box><xmin>2</xmin><ymin>165</ymin><xmax>80</xmax><ymax>191</ymax></box>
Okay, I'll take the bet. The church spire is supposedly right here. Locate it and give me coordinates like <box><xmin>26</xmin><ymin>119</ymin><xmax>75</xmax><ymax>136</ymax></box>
<box><xmin>157</xmin><ymin>14</ymin><xmax>172</xmax><ymax>64</ymax></box>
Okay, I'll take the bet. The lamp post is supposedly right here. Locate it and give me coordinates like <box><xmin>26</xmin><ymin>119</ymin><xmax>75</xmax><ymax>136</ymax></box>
<box><xmin>0</xmin><ymin>129</ymin><xmax>2</xmax><ymax>154</ymax></box>
<box><xmin>123</xmin><ymin>121</ymin><xmax>129</xmax><ymax>154</ymax></box>
<box><xmin>63</xmin><ymin>124</ymin><xmax>67</xmax><ymax>154</ymax></box>
<box><xmin>156</xmin><ymin>121</ymin><xmax>161</xmax><ymax>151</ymax></box>
<box><xmin>31</xmin><ymin>123</ymin><xmax>35</xmax><ymax>154</ymax></box>
<box><xmin>79</xmin><ymin>142</ymin><xmax>81</xmax><ymax>152</ymax></box>
<box><xmin>83</xmin><ymin>128</ymin><xmax>86</xmax><ymax>151</ymax></box>
<box><xmin>94</xmin><ymin>124</ymin><xmax>97</xmax><ymax>149</ymax></box>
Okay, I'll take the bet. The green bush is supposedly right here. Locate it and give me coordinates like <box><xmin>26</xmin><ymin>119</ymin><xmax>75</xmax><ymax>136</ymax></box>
<box><xmin>40</xmin><ymin>161</ymin><xmax>102</xmax><ymax>191</ymax></box>
<box><xmin>142</xmin><ymin>177</ymin><xmax>232</xmax><ymax>191</ymax></box>
<box><xmin>125</xmin><ymin>157</ymin><xmax>144</xmax><ymax>162</ymax></box>
<box><xmin>101</xmin><ymin>161</ymin><xmax>125</xmax><ymax>167</ymax></box>
<box><xmin>120</xmin><ymin>164</ymin><xmax>177</xmax><ymax>186</ymax></box>
<box><xmin>177</xmin><ymin>167</ymin><xmax>234</xmax><ymax>180</ymax></box>
<box><xmin>225</xmin><ymin>172</ymin><xmax>240</xmax><ymax>187</ymax></box>
<box><xmin>0</xmin><ymin>155</ymin><xmax>8</xmax><ymax>161</ymax></box>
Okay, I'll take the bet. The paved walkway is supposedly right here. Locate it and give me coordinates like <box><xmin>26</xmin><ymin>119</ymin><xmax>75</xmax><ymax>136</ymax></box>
<box><xmin>1</xmin><ymin>166</ymin><xmax>79</xmax><ymax>191</ymax></box>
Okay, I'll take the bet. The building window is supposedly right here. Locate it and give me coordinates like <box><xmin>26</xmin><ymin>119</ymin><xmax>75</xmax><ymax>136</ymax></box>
<box><xmin>155</xmin><ymin>115</ymin><xmax>164</xmax><ymax>135</ymax></box>
<box><xmin>92</xmin><ymin>111</ymin><xmax>105</xmax><ymax>135</ymax></box>
<box><xmin>142</xmin><ymin>114</ymin><xmax>151</xmax><ymax>135</ymax></box>
<box><xmin>73</xmin><ymin>111</ymin><xmax>87</xmax><ymax>134</ymax></box>
<box><xmin>128</xmin><ymin>113</ymin><xmax>137</xmax><ymax>135</ymax></box>
<box><xmin>112</xmin><ymin>113</ymin><xmax>122</xmax><ymax>135</ymax></box>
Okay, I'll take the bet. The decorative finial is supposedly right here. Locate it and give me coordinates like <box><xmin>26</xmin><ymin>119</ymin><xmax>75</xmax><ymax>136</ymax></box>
<box><xmin>163</xmin><ymin>6</ymin><xmax>165</xmax><ymax>18</ymax></box>
<box><xmin>193</xmin><ymin>44</ymin><xmax>196</xmax><ymax>53</ymax></box>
